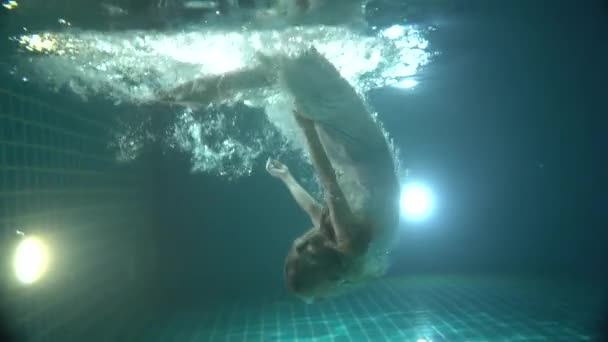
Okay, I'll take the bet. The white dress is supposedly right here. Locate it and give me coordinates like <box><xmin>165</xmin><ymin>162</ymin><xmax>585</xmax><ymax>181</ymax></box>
<box><xmin>280</xmin><ymin>48</ymin><xmax>401</xmax><ymax>277</ymax></box>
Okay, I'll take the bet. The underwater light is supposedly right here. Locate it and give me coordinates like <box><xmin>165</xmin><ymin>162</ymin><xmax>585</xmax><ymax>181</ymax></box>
<box><xmin>400</xmin><ymin>182</ymin><xmax>434</xmax><ymax>221</ymax></box>
<box><xmin>2</xmin><ymin>1</ymin><xmax>18</xmax><ymax>11</ymax></box>
<box><xmin>13</xmin><ymin>236</ymin><xmax>50</xmax><ymax>285</ymax></box>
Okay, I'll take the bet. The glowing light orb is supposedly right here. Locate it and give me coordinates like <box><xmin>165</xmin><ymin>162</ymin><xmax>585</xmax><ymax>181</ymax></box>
<box><xmin>13</xmin><ymin>236</ymin><xmax>49</xmax><ymax>285</ymax></box>
<box><xmin>400</xmin><ymin>183</ymin><xmax>434</xmax><ymax>221</ymax></box>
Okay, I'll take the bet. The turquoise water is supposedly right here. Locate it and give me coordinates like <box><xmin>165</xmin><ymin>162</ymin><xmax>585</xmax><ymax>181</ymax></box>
<box><xmin>1</xmin><ymin>1</ymin><xmax>607</xmax><ymax>341</ymax></box>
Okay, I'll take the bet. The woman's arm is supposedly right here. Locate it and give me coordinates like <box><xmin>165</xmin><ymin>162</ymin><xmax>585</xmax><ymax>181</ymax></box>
<box><xmin>266</xmin><ymin>158</ymin><xmax>323</xmax><ymax>227</ymax></box>
<box><xmin>293</xmin><ymin>111</ymin><xmax>364</xmax><ymax>254</ymax></box>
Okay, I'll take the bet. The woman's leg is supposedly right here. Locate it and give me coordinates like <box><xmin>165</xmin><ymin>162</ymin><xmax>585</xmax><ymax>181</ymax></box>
<box><xmin>158</xmin><ymin>66</ymin><xmax>272</xmax><ymax>107</ymax></box>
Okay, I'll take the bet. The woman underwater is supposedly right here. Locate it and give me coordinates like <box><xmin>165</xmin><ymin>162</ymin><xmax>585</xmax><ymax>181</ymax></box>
<box><xmin>264</xmin><ymin>48</ymin><xmax>401</xmax><ymax>301</ymax></box>
<box><xmin>160</xmin><ymin>1</ymin><xmax>401</xmax><ymax>301</ymax></box>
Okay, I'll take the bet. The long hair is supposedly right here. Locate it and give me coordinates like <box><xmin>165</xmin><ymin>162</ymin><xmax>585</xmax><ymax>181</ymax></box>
<box><xmin>283</xmin><ymin>227</ymin><xmax>345</xmax><ymax>295</ymax></box>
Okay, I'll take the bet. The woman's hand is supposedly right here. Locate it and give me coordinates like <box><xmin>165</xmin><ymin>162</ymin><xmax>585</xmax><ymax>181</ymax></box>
<box><xmin>266</xmin><ymin>158</ymin><xmax>290</xmax><ymax>179</ymax></box>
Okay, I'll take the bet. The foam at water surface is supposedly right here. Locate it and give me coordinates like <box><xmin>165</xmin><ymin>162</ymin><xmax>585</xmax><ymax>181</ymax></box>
<box><xmin>12</xmin><ymin>23</ymin><xmax>432</xmax><ymax>180</ymax></box>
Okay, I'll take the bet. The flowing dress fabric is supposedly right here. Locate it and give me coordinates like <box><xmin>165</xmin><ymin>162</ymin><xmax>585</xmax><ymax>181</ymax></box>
<box><xmin>280</xmin><ymin>49</ymin><xmax>401</xmax><ymax>277</ymax></box>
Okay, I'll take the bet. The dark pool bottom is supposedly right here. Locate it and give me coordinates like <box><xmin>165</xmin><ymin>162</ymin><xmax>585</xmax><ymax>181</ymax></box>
<box><xmin>28</xmin><ymin>275</ymin><xmax>608</xmax><ymax>341</ymax></box>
